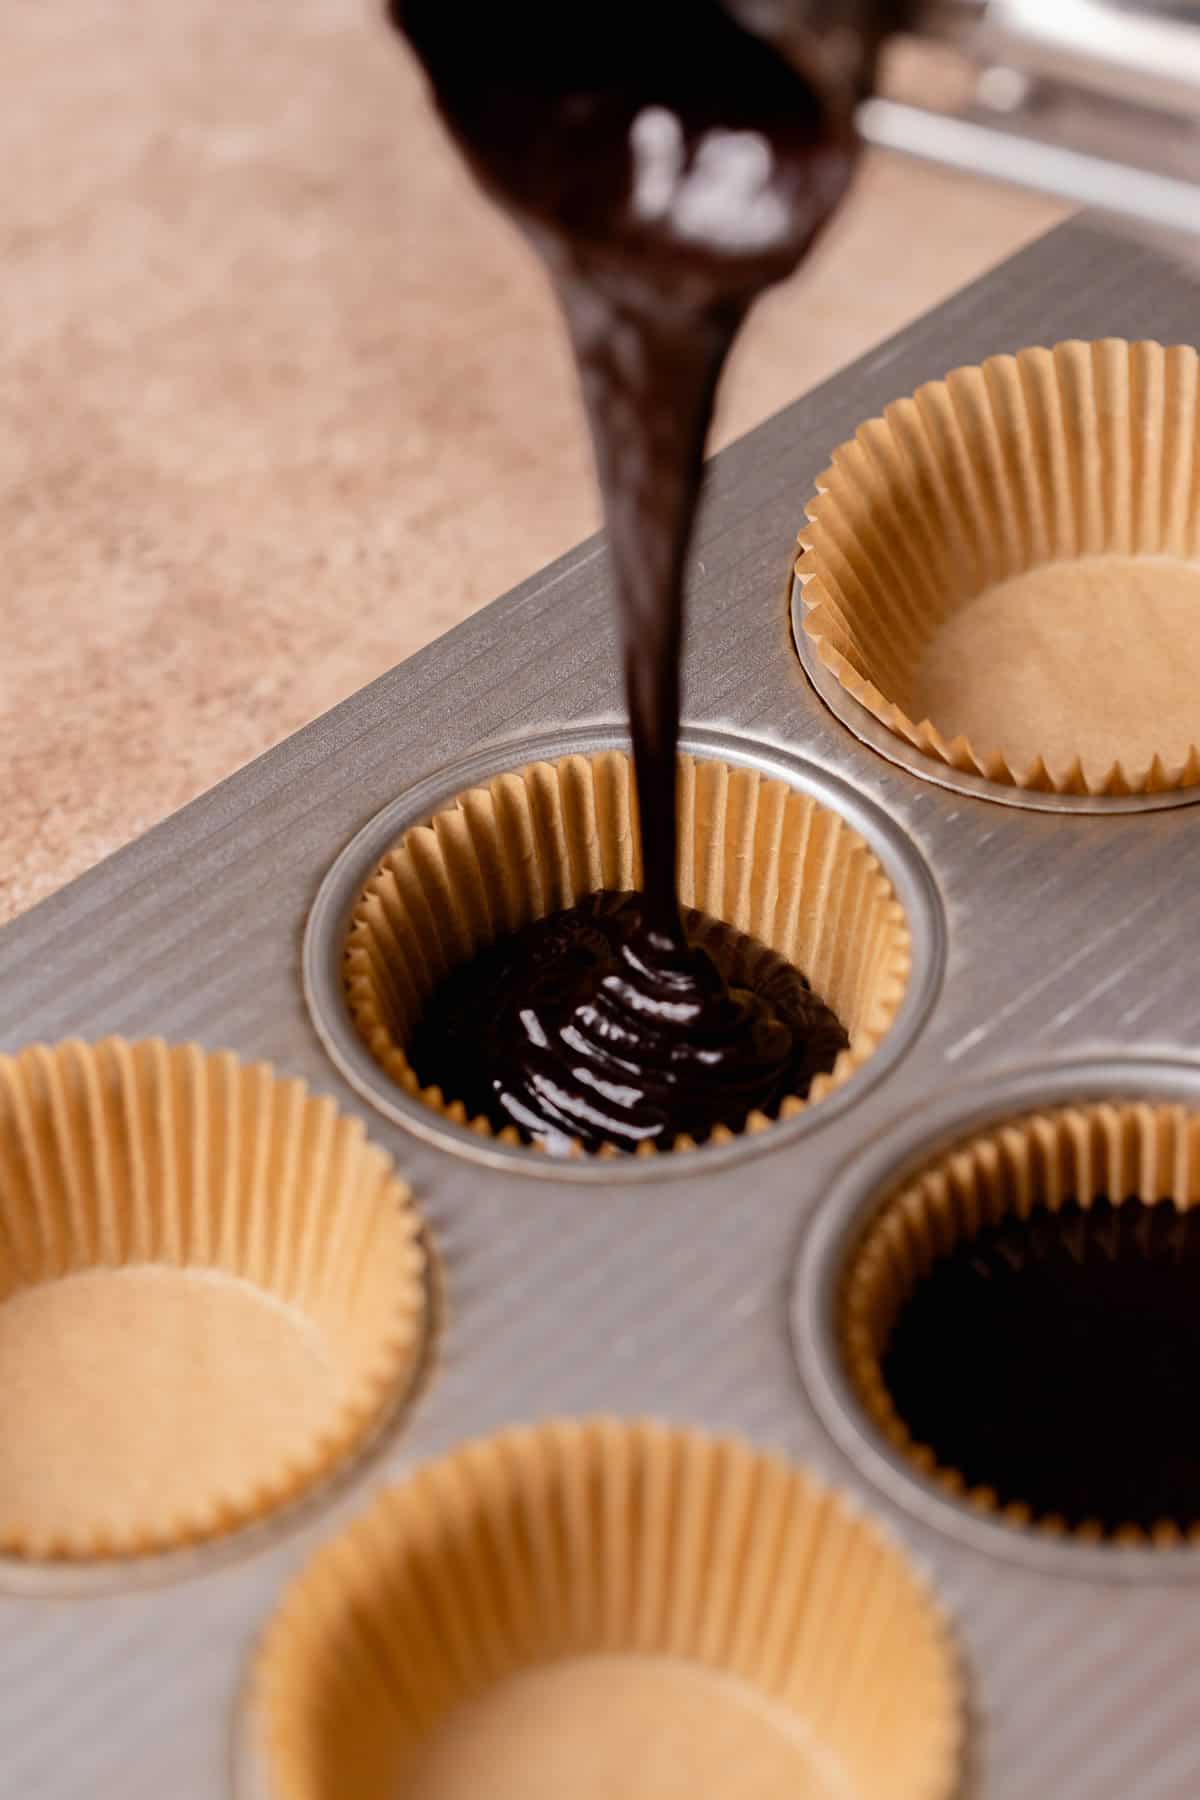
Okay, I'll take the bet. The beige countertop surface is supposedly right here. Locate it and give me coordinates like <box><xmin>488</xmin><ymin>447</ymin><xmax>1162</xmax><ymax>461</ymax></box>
<box><xmin>0</xmin><ymin>3</ymin><xmax>1064</xmax><ymax>929</ymax></box>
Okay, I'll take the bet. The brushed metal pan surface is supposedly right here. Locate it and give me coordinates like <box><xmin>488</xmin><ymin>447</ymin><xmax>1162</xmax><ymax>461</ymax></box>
<box><xmin>4</xmin><ymin>216</ymin><xmax>1200</xmax><ymax>1799</ymax></box>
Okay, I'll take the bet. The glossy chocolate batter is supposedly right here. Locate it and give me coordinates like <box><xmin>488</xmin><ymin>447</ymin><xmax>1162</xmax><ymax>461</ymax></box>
<box><xmin>408</xmin><ymin>892</ymin><xmax>848</xmax><ymax>1153</ymax></box>
<box><xmin>390</xmin><ymin>3</ymin><xmax>861</xmax><ymax>1149</ymax></box>
<box><xmin>883</xmin><ymin>1198</ymin><xmax>1200</xmax><ymax>1534</ymax></box>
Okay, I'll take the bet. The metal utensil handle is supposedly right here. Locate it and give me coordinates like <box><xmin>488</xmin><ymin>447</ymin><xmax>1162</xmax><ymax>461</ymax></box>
<box><xmin>858</xmin><ymin>94</ymin><xmax>1200</xmax><ymax>237</ymax></box>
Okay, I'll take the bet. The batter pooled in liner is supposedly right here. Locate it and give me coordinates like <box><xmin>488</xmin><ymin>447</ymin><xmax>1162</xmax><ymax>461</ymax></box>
<box><xmin>408</xmin><ymin>892</ymin><xmax>847</xmax><ymax>1153</ymax></box>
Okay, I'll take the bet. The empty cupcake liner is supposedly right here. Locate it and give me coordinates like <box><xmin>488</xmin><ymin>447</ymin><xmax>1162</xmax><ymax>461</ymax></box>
<box><xmin>797</xmin><ymin>339</ymin><xmax>1200</xmax><ymax>795</ymax></box>
<box><xmin>253</xmin><ymin>1418</ymin><xmax>962</xmax><ymax>1800</ymax></box>
<box><xmin>0</xmin><ymin>1038</ymin><xmax>426</xmax><ymax>1561</ymax></box>
<box><xmin>343</xmin><ymin>749</ymin><xmax>911</xmax><ymax>1154</ymax></box>
<box><xmin>841</xmin><ymin>1099</ymin><xmax>1200</xmax><ymax>1543</ymax></box>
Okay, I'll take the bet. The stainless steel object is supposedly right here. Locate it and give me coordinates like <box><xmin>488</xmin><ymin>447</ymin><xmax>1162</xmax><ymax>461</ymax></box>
<box><xmin>4</xmin><ymin>217</ymin><xmax>1200</xmax><ymax>1797</ymax></box>
<box><xmin>871</xmin><ymin>0</ymin><xmax>1200</xmax><ymax>239</ymax></box>
<box><xmin>925</xmin><ymin>0</ymin><xmax>1200</xmax><ymax>116</ymax></box>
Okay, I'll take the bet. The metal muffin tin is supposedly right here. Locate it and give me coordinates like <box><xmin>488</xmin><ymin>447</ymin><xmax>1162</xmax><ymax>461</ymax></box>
<box><xmin>5</xmin><ymin>215</ymin><xmax>1200</xmax><ymax>1798</ymax></box>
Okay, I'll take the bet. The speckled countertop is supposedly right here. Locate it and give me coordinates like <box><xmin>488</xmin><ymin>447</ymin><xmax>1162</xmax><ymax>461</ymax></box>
<box><xmin>0</xmin><ymin>2</ymin><xmax>1063</xmax><ymax>927</ymax></box>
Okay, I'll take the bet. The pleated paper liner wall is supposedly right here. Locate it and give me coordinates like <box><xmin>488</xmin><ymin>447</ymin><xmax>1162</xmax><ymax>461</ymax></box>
<box><xmin>0</xmin><ymin>1039</ymin><xmax>427</xmax><ymax>1561</ymax></box>
<box><xmin>797</xmin><ymin>340</ymin><xmax>1200</xmax><ymax>796</ymax></box>
<box><xmin>841</xmin><ymin>1100</ymin><xmax>1200</xmax><ymax>1544</ymax></box>
<box><xmin>252</xmin><ymin>1419</ymin><xmax>962</xmax><ymax>1800</ymax></box>
<box><xmin>343</xmin><ymin>749</ymin><xmax>911</xmax><ymax>1155</ymax></box>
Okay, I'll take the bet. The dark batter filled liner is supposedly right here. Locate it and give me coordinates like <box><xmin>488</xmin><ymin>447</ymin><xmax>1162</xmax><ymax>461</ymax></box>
<box><xmin>344</xmin><ymin>750</ymin><xmax>911</xmax><ymax>1156</ymax></box>
<box><xmin>406</xmin><ymin>891</ymin><xmax>848</xmax><ymax>1155</ymax></box>
<box><xmin>841</xmin><ymin>1101</ymin><xmax>1200</xmax><ymax>1543</ymax></box>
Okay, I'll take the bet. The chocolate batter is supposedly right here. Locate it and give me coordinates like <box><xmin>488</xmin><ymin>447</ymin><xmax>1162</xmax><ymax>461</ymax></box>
<box><xmin>408</xmin><ymin>892</ymin><xmax>848</xmax><ymax>1153</ymax></box>
<box><xmin>883</xmin><ymin>1198</ymin><xmax>1200</xmax><ymax>1534</ymax></box>
<box><xmin>390</xmin><ymin>3</ymin><xmax>861</xmax><ymax>1148</ymax></box>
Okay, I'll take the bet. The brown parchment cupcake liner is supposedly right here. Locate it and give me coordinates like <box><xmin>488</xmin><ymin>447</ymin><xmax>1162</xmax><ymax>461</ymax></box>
<box><xmin>254</xmin><ymin>1418</ymin><xmax>962</xmax><ymax>1800</ymax></box>
<box><xmin>0</xmin><ymin>1038</ymin><xmax>426</xmax><ymax>1561</ymax></box>
<box><xmin>344</xmin><ymin>749</ymin><xmax>911</xmax><ymax>1154</ymax></box>
<box><xmin>797</xmin><ymin>339</ymin><xmax>1200</xmax><ymax>795</ymax></box>
<box><xmin>842</xmin><ymin>1099</ymin><xmax>1200</xmax><ymax>1544</ymax></box>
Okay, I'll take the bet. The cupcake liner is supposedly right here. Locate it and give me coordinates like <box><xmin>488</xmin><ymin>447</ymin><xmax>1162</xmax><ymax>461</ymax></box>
<box><xmin>797</xmin><ymin>339</ymin><xmax>1200</xmax><ymax>795</ymax></box>
<box><xmin>344</xmin><ymin>749</ymin><xmax>911</xmax><ymax>1154</ymax></box>
<box><xmin>0</xmin><ymin>1038</ymin><xmax>426</xmax><ymax>1561</ymax></box>
<box><xmin>254</xmin><ymin>1418</ymin><xmax>962</xmax><ymax>1800</ymax></box>
<box><xmin>841</xmin><ymin>1099</ymin><xmax>1200</xmax><ymax>1542</ymax></box>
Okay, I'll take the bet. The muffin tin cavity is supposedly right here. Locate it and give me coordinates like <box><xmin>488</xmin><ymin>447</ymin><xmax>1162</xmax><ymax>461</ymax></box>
<box><xmin>251</xmin><ymin>1420</ymin><xmax>962</xmax><ymax>1800</ymax></box>
<box><xmin>0</xmin><ymin>1039</ymin><xmax>427</xmax><ymax>1568</ymax></box>
<box><xmin>796</xmin><ymin>340</ymin><xmax>1200</xmax><ymax>807</ymax></box>
<box><xmin>798</xmin><ymin>1072</ymin><xmax>1200</xmax><ymax>1563</ymax></box>
<box><xmin>306</xmin><ymin>728</ymin><xmax>942</xmax><ymax>1172</ymax></box>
